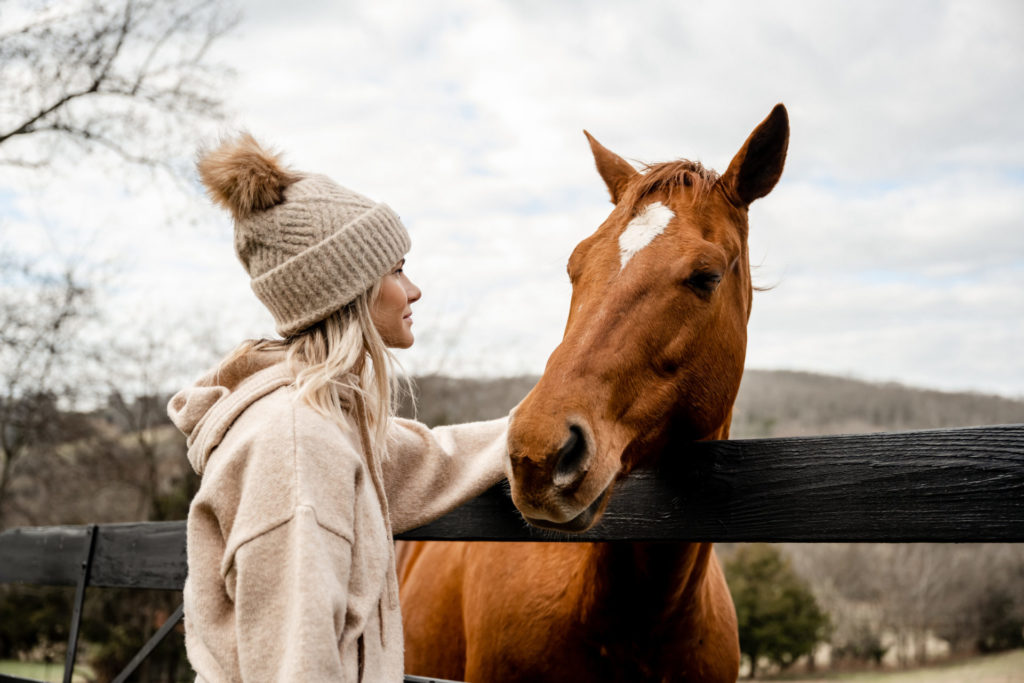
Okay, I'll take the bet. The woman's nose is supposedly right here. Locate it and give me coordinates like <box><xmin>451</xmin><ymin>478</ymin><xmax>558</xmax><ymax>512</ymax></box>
<box><xmin>407</xmin><ymin>279</ymin><xmax>422</xmax><ymax>303</ymax></box>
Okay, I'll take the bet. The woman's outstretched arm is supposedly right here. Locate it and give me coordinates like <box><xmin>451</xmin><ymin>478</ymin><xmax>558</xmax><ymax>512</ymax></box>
<box><xmin>383</xmin><ymin>416</ymin><xmax>509</xmax><ymax>534</ymax></box>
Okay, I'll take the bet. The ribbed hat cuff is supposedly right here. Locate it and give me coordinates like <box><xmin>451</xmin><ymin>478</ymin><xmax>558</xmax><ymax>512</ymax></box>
<box><xmin>250</xmin><ymin>203</ymin><xmax>411</xmax><ymax>337</ymax></box>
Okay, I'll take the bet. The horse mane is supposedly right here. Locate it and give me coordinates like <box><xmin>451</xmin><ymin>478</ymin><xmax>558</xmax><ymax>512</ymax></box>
<box><xmin>631</xmin><ymin>159</ymin><xmax>720</xmax><ymax>205</ymax></box>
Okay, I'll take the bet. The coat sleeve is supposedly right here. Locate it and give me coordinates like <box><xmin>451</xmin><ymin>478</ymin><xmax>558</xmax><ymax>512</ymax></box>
<box><xmin>382</xmin><ymin>416</ymin><xmax>509</xmax><ymax>534</ymax></box>
<box><xmin>231</xmin><ymin>506</ymin><xmax>357</xmax><ymax>682</ymax></box>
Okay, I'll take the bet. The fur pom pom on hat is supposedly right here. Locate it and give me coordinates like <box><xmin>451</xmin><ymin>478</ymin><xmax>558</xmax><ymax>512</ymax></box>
<box><xmin>197</xmin><ymin>133</ymin><xmax>411</xmax><ymax>337</ymax></box>
<box><xmin>197</xmin><ymin>133</ymin><xmax>300</xmax><ymax>220</ymax></box>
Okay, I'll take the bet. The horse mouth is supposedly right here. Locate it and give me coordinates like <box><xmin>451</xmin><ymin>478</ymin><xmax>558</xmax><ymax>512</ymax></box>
<box><xmin>522</xmin><ymin>482</ymin><xmax>614</xmax><ymax>533</ymax></box>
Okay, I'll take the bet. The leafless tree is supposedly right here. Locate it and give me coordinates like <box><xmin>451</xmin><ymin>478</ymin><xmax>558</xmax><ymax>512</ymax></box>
<box><xmin>0</xmin><ymin>0</ymin><xmax>238</xmax><ymax>174</ymax></box>
<box><xmin>0</xmin><ymin>0</ymin><xmax>237</xmax><ymax>525</ymax></box>
<box><xmin>788</xmin><ymin>542</ymin><xmax>1024</xmax><ymax>668</ymax></box>
<box><xmin>0</xmin><ymin>251</ymin><xmax>95</xmax><ymax>527</ymax></box>
<box><xmin>98</xmin><ymin>314</ymin><xmax>223</xmax><ymax>521</ymax></box>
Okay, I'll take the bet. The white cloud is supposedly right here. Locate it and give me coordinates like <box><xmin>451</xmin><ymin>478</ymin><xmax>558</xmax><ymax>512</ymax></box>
<box><xmin>2</xmin><ymin>0</ymin><xmax>1023</xmax><ymax>398</ymax></box>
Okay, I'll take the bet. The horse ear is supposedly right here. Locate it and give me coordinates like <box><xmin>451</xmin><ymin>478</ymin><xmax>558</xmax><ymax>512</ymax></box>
<box><xmin>718</xmin><ymin>104</ymin><xmax>789</xmax><ymax>207</ymax></box>
<box><xmin>584</xmin><ymin>130</ymin><xmax>637</xmax><ymax>205</ymax></box>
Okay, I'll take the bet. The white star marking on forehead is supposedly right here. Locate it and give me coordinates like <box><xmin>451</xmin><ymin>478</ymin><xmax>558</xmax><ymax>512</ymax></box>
<box><xmin>618</xmin><ymin>201</ymin><xmax>675</xmax><ymax>270</ymax></box>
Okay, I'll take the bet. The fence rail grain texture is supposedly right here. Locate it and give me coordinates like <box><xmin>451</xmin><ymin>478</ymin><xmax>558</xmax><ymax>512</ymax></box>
<box><xmin>3</xmin><ymin>423</ymin><xmax>1023</xmax><ymax>592</ymax></box>
<box><xmin>405</xmin><ymin>423</ymin><xmax>1024</xmax><ymax>543</ymax></box>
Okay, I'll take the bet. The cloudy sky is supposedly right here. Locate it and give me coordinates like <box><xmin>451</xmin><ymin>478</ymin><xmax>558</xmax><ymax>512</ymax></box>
<box><xmin>3</xmin><ymin>0</ymin><xmax>1024</xmax><ymax>398</ymax></box>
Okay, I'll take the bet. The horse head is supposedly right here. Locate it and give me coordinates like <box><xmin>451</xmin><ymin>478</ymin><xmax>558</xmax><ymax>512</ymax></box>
<box><xmin>507</xmin><ymin>104</ymin><xmax>789</xmax><ymax>532</ymax></box>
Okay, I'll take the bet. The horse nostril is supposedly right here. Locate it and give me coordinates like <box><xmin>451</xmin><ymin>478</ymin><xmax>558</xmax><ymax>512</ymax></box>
<box><xmin>554</xmin><ymin>424</ymin><xmax>588</xmax><ymax>485</ymax></box>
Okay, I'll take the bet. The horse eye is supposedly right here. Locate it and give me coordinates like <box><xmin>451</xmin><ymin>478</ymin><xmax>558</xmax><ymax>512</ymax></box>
<box><xmin>686</xmin><ymin>269</ymin><xmax>723</xmax><ymax>295</ymax></box>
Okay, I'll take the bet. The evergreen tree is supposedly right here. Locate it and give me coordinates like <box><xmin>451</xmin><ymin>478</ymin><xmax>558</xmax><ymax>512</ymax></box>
<box><xmin>725</xmin><ymin>544</ymin><xmax>831</xmax><ymax>678</ymax></box>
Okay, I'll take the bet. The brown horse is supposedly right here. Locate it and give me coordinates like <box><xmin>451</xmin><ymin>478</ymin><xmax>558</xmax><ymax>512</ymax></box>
<box><xmin>399</xmin><ymin>104</ymin><xmax>789</xmax><ymax>682</ymax></box>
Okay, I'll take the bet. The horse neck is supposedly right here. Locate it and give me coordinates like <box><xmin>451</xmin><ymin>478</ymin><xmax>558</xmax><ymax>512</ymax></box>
<box><xmin>586</xmin><ymin>541</ymin><xmax>714</xmax><ymax>621</ymax></box>
<box><xmin>582</xmin><ymin>416</ymin><xmax>733</xmax><ymax>629</ymax></box>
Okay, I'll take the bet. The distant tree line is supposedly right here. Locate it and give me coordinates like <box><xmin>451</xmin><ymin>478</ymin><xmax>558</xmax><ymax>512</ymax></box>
<box><xmin>731</xmin><ymin>369</ymin><xmax>1024</xmax><ymax>439</ymax></box>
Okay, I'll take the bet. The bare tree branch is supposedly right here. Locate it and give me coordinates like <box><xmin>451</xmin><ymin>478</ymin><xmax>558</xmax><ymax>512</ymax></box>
<box><xmin>0</xmin><ymin>0</ymin><xmax>239</xmax><ymax>174</ymax></box>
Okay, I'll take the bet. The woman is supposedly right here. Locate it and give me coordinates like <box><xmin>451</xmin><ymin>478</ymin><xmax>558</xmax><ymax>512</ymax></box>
<box><xmin>167</xmin><ymin>134</ymin><xmax>509</xmax><ymax>681</ymax></box>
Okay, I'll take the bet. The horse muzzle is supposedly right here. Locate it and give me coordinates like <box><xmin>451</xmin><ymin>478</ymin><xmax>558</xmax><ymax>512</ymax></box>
<box><xmin>507</xmin><ymin>418</ymin><xmax>623</xmax><ymax>532</ymax></box>
<box><xmin>520</xmin><ymin>480</ymin><xmax>616</xmax><ymax>533</ymax></box>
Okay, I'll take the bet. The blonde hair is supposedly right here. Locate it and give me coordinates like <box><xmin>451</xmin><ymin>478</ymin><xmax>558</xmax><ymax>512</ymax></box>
<box><xmin>217</xmin><ymin>280</ymin><xmax>406</xmax><ymax>459</ymax></box>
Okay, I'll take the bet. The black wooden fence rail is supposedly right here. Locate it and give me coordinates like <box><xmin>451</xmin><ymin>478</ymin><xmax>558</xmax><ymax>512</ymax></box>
<box><xmin>2</xmin><ymin>423</ymin><xmax>1023</xmax><ymax>682</ymax></box>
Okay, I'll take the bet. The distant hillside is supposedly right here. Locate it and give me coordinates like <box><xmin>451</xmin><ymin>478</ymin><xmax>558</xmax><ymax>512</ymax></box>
<box><xmin>398</xmin><ymin>375</ymin><xmax>537</xmax><ymax>427</ymax></box>
<box><xmin>732</xmin><ymin>370</ymin><xmax>1024</xmax><ymax>438</ymax></box>
<box><xmin>6</xmin><ymin>369</ymin><xmax>1019</xmax><ymax>528</ymax></box>
<box><xmin>402</xmin><ymin>369</ymin><xmax>1024</xmax><ymax>437</ymax></box>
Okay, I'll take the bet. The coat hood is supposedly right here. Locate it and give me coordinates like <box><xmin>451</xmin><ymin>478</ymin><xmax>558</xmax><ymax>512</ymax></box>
<box><xmin>168</xmin><ymin>349</ymin><xmax>294</xmax><ymax>475</ymax></box>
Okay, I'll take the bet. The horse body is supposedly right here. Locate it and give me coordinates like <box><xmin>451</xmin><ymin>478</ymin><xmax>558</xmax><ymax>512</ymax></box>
<box><xmin>401</xmin><ymin>538</ymin><xmax>737</xmax><ymax>682</ymax></box>
<box><xmin>400</xmin><ymin>105</ymin><xmax>789</xmax><ymax>682</ymax></box>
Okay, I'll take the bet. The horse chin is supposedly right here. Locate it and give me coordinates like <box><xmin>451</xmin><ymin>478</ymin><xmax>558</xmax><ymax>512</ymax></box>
<box><xmin>522</xmin><ymin>481</ymin><xmax>615</xmax><ymax>533</ymax></box>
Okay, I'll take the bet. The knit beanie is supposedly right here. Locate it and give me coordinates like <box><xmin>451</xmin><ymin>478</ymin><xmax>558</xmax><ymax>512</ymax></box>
<box><xmin>196</xmin><ymin>133</ymin><xmax>411</xmax><ymax>337</ymax></box>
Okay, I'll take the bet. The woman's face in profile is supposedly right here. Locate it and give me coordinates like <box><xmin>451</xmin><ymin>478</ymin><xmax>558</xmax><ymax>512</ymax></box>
<box><xmin>371</xmin><ymin>259</ymin><xmax>421</xmax><ymax>348</ymax></box>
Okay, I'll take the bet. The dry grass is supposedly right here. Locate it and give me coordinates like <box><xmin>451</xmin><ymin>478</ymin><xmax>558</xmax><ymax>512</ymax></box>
<box><xmin>0</xmin><ymin>660</ymin><xmax>92</xmax><ymax>682</ymax></box>
<box><xmin>760</xmin><ymin>649</ymin><xmax>1024</xmax><ymax>683</ymax></box>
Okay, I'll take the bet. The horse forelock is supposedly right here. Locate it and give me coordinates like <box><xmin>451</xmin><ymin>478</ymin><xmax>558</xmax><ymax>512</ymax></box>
<box><xmin>629</xmin><ymin>159</ymin><xmax>720</xmax><ymax>207</ymax></box>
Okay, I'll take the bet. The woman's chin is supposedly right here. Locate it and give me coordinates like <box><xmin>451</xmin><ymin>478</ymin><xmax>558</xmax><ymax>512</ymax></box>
<box><xmin>390</xmin><ymin>335</ymin><xmax>414</xmax><ymax>349</ymax></box>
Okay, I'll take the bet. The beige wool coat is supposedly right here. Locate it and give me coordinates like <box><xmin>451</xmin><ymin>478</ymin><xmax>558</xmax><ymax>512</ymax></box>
<box><xmin>168</xmin><ymin>349</ymin><xmax>509</xmax><ymax>682</ymax></box>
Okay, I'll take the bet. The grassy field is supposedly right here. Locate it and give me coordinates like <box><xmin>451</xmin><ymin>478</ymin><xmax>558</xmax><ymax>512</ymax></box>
<box><xmin>760</xmin><ymin>649</ymin><xmax>1024</xmax><ymax>682</ymax></box>
<box><xmin>0</xmin><ymin>660</ymin><xmax>92</xmax><ymax>683</ymax></box>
